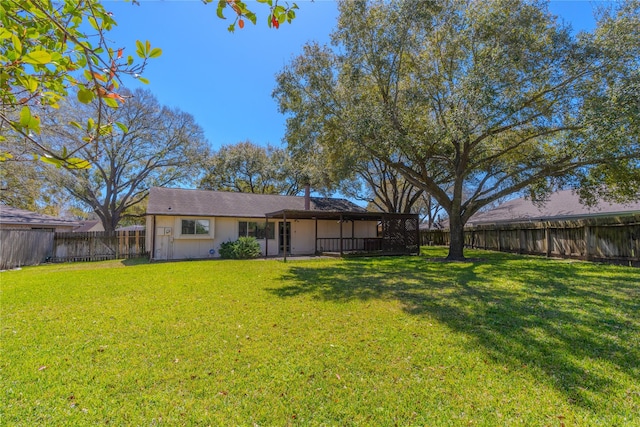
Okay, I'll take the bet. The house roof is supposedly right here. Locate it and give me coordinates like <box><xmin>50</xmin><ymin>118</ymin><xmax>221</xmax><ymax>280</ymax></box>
<box><xmin>466</xmin><ymin>190</ymin><xmax>640</xmax><ymax>226</ymax></box>
<box><xmin>73</xmin><ymin>220</ymin><xmax>104</xmax><ymax>232</ymax></box>
<box><xmin>116</xmin><ymin>225</ymin><xmax>145</xmax><ymax>232</ymax></box>
<box><xmin>146</xmin><ymin>187</ymin><xmax>368</xmax><ymax>218</ymax></box>
<box><xmin>0</xmin><ymin>205</ymin><xmax>80</xmax><ymax>228</ymax></box>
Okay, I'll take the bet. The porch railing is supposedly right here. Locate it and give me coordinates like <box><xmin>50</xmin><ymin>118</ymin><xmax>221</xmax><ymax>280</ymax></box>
<box><xmin>316</xmin><ymin>237</ymin><xmax>383</xmax><ymax>253</ymax></box>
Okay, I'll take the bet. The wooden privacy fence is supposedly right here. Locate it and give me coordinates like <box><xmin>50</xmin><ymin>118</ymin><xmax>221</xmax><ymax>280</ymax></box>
<box><xmin>52</xmin><ymin>230</ymin><xmax>146</xmax><ymax>263</ymax></box>
<box><xmin>0</xmin><ymin>229</ymin><xmax>147</xmax><ymax>269</ymax></box>
<box><xmin>0</xmin><ymin>229</ymin><xmax>54</xmax><ymax>270</ymax></box>
<box><xmin>421</xmin><ymin>214</ymin><xmax>640</xmax><ymax>266</ymax></box>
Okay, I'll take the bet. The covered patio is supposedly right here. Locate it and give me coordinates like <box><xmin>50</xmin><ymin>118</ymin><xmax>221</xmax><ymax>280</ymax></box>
<box><xmin>264</xmin><ymin>209</ymin><xmax>420</xmax><ymax>260</ymax></box>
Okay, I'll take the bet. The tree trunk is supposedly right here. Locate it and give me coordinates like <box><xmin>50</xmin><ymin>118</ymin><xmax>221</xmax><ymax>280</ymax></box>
<box><xmin>447</xmin><ymin>214</ymin><xmax>465</xmax><ymax>260</ymax></box>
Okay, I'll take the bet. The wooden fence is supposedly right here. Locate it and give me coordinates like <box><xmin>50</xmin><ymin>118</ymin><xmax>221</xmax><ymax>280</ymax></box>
<box><xmin>421</xmin><ymin>214</ymin><xmax>640</xmax><ymax>267</ymax></box>
<box><xmin>0</xmin><ymin>229</ymin><xmax>54</xmax><ymax>270</ymax></box>
<box><xmin>0</xmin><ymin>229</ymin><xmax>147</xmax><ymax>269</ymax></box>
<box><xmin>52</xmin><ymin>230</ymin><xmax>146</xmax><ymax>262</ymax></box>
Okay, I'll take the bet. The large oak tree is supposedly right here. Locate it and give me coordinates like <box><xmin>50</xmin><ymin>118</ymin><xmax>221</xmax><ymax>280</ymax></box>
<box><xmin>199</xmin><ymin>140</ymin><xmax>307</xmax><ymax>196</ymax></box>
<box><xmin>274</xmin><ymin>0</ymin><xmax>640</xmax><ymax>259</ymax></box>
<box><xmin>40</xmin><ymin>88</ymin><xmax>209</xmax><ymax>232</ymax></box>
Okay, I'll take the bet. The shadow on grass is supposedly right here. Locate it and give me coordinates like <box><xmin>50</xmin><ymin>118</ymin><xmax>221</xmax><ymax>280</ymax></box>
<box><xmin>120</xmin><ymin>257</ymin><xmax>151</xmax><ymax>266</ymax></box>
<box><xmin>269</xmin><ymin>253</ymin><xmax>640</xmax><ymax>411</ymax></box>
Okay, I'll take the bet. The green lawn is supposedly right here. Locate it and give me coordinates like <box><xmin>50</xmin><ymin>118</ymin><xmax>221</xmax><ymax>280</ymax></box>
<box><xmin>2</xmin><ymin>248</ymin><xmax>639</xmax><ymax>426</ymax></box>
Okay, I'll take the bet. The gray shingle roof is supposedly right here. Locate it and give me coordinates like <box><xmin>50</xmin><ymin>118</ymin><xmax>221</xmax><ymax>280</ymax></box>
<box><xmin>0</xmin><ymin>205</ymin><xmax>80</xmax><ymax>228</ymax></box>
<box><xmin>146</xmin><ymin>187</ymin><xmax>367</xmax><ymax>217</ymax></box>
<box><xmin>467</xmin><ymin>190</ymin><xmax>640</xmax><ymax>226</ymax></box>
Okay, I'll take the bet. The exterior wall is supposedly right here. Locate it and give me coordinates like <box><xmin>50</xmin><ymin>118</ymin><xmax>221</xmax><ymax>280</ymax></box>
<box><xmin>288</xmin><ymin>219</ymin><xmax>315</xmax><ymax>255</ymax></box>
<box><xmin>217</xmin><ymin>217</ymin><xmax>278</xmax><ymax>257</ymax></box>
<box><xmin>316</xmin><ymin>219</ymin><xmax>378</xmax><ymax>239</ymax></box>
<box><xmin>149</xmin><ymin>215</ymin><xmax>216</xmax><ymax>260</ymax></box>
<box><xmin>147</xmin><ymin>215</ymin><xmax>279</xmax><ymax>260</ymax></box>
<box><xmin>146</xmin><ymin>215</ymin><xmax>379</xmax><ymax>260</ymax></box>
<box><xmin>285</xmin><ymin>219</ymin><xmax>378</xmax><ymax>255</ymax></box>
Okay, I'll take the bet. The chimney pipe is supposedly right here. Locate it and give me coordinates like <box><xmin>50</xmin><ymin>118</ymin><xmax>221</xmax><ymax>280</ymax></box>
<box><xmin>304</xmin><ymin>184</ymin><xmax>310</xmax><ymax>210</ymax></box>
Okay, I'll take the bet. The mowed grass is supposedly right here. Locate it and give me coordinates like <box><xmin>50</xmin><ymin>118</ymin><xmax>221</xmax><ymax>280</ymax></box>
<box><xmin>1</xmin><ymin>248</ymin><xmax>639</xmax><ymax>426</ymax></box>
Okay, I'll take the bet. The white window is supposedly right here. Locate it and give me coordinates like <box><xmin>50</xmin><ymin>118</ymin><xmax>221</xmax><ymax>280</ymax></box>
<box><xmin>180</xmin><ymin>219</ymin><xmax>210</xmax><ymax>235</ymax></box>
<box><xmin>239</xmin><ymin>221</ymin><xmax>275</xmax><ymax>239</ymax></box>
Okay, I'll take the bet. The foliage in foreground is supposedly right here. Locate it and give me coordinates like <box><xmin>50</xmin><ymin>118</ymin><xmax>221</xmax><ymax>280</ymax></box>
<box><xmin>1</xmin><ymin>248</ymin><xmax>639</xmax><ymax>425</ymax></box>
<box><xmin>1</xmin><ymin>0</ymin><xmax>296</xmax><ymax>166</ymax></box>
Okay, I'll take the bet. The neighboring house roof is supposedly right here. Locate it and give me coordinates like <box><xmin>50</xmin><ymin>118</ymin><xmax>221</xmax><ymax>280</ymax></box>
<box><xmin>116</xmin><ymin>225</ymin><xmax>145</xmax><ymax>232</ymax></box>
<box><xmin>73</xmin><ymin>220</ymin><xmax>104</xmax><ymax>232</ymax></box>
<box><xmin>466</xmin><ymin>190</ymin><xmax>640</xmax><ymax>226</ymax></box>
<box><xmin>0</xmin><ymin>205</ymin><xmax>80</xmax><ymax>229</ymax></box>
<box><xmin>146</xmin><ymin>187</ymin><xmax>367</xmax><ymax>218</ymax></box>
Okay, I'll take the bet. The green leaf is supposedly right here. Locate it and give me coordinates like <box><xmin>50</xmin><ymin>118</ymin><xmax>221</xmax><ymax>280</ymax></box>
<box><xmin>103</xmin><ymin>97</ymin><xmax>119</xmax><ymax>108</ymax></box>
<box><xmin>135</xmin><ymin>40</ymin><xmax>145</xmax><ymax>58</ymax></box>
<box><xmin>246</xmin><ymin>12</ymin><xmax>257</xmax><ymax>25</ymax></box>
<box><xmin>115</xmin><ymin>122</ymin><xmax>129</xmax><ymax>133</ymax></box>
<box><xmin>98</xmin><ymin>124</ymin><xmax>113</xmax><ymax>136</ymax></box>
<box><xmin>217</xmin><ymin>0</ymin><xmax>226</xmax><ymax>19</ymax></box>
<box><xmin>19</xmin><ymin>75</ymin><xmax>38</xmax><ymax>92</ymax></box>
<box><xmin>148</xmin><ymin>47</ymin><xmax>162</xmax><ymax>58</ymax></box>
<box><xmin>0</xmin><ymin>152</ymin><xmax>14</xmax><ymax>161</ymax></box>
<box><xmin>0</xmin><ymin>28</ymin><xmax>11</xmax><ymax>40</ymax></box>
<box><xmin>88</xmin><ymin>16</ymin><xmax>99</xmax><ymax>31</ymax></box>
<box><xmin>40</xmin><ymin>156</ymin><xmax>64</xmax><ymax>168</ymax></box>
<box><xmin>11</xmin><ymin>34</ymin><xmax>22</xmax><ymax>55</ymax></box>
<box><xmin>19</xmin><ymin>106</ymin><xmax>32</xmax><ymax>127</ymax></box>
<box><xmin>23</xmin><ymin>50</ymin><xmax>52</xmax><ymax>65</ymax></box>
<box><xmin>65</xmin><ymin>157</ymin><xmax>92</xmax><ymax>169</ymax></box>
<box><xmin>77</xmin><ymin>88</ymin><xmax>94</xmax><ymax>104</ymax></box>
<box><xmin>138</xmin><ymin>77</ymin><xmax>150</xmax><ymax>84</ymax></box>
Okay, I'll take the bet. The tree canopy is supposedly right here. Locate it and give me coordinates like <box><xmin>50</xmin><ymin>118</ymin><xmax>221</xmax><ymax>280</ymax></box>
<box><xmin>274</xmin><ymin>0</ymin><xmax>640</xmax><ymax>259</ymax></box>
<box><xmin>199</xmin><ymin>140</ymin><xmax>307</xmax><ymax>196</ymax></box>
<box><xmin>40</xmin><ymin>88</ymin><xmax>209</xmax><ymax>232</ymax></box>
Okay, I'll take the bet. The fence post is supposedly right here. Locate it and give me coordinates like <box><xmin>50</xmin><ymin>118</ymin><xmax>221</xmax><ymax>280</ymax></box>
<box><xmin>584</xmin><ymin>225</ymin><xmax>591</xmax><ymax>261</ymax></box>
<box><xmin>545</xmin><ymin>226</ymin><xmax>551</xmax><ymax>258</ymax></box>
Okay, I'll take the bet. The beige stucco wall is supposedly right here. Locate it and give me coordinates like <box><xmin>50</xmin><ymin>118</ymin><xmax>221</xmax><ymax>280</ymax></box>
<box><xmin>147</xmin><ymin>215</ymin><xmax>278</xmax><ymax>260</ymax></box>
<box><xmin>146</xmin><ymin>215</ymin><xmax>379</xmax><ymax>260</ymax></box>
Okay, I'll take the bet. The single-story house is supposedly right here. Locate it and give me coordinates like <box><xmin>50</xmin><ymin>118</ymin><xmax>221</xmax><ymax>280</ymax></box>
<box><xmin>0</xmin><ymin>205</ymin><xmax>79</xmax><ymax>232</ymax></box>
<box><xmin>145</xmin><ymin>187</ymin><xmax>419</xmax><ymax>261</ymax></box>
<box><xmin>465</xmin><ymin>189</ymin><xmax>640</xmax><ymax>226</ymax></box>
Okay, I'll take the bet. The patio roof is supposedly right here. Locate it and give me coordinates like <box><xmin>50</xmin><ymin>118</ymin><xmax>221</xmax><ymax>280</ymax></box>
<box><xmin>264</xmin><ymin>209</ymin><xmax>420</xmax><ymax>260</ymax></box>
<box><xmin>265</xmin><ymin>209</ymin><xmax>417</xmax><ymax>221</ymax></box>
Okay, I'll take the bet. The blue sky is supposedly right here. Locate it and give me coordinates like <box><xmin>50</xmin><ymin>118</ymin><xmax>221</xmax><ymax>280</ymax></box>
<box><xmin>104</xmin><ymin>0</ymin><xmax>601</xmax><ymax>151</ymax></box>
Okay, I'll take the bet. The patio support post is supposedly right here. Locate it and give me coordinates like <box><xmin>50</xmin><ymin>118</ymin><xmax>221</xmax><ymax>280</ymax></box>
<box><xmin>264</xmin><ymin>215</ymin><xmax>269</xmax><ymax>259</ymax></box>
<box><xmin>283</xmin><ymin>211</ymin><xmax>287</xmax><ymax>262</ymax></box>
<box><xmin>415</xmin><ymin>218</ymin><xmax>420</xmax><ymax>255</ymax></box>
<box><xmin>150</xmin><ymin>215</ymin><xmax>156</xmax><ymax>262</ymax></box>
<box><xmin>340</xmin><ymin>214</ymin><xmax>344</xmax><ymax>256</ymax></box>
<box><xmin>351</xmin><ymin>219</ymin><xmax>355</xmax><ymax>251</ymax></box>
<box><xmin>314</xmin><ymin>217</ymin><xmax>318</xmax><ymax>254</ymax></box>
